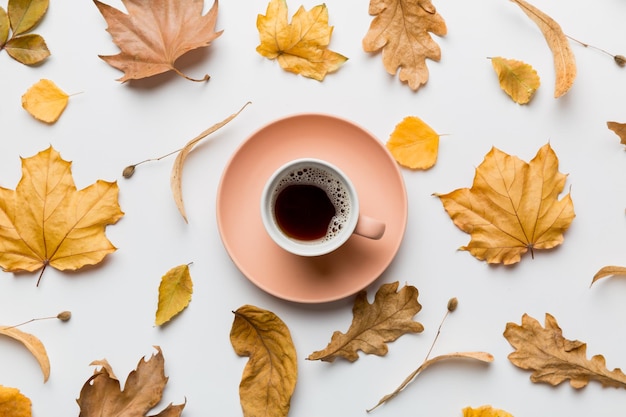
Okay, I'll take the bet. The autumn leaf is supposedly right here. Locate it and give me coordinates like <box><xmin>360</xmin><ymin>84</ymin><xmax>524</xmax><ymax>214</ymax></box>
<box><xmin>435</xmin><ymin>143</ymin><xmax>575</xmax><ymax>265</ymax></box>
<box><xmin>490</xmin><ymin>57</ymin><xmax>540</xmax><ymax>104</ymax></box>
<box><xmin>0</xmin><ymin>146</ymin><xmax>124</xmax><ymax>283</ymax></box>
<box><xmin>21</xmin><ymin>79</ymin><xmax>69</xmax><ymax>123</ymax></box>
<box><xmin>362</xmin><ymin>0</ymin><xmax>447</xmax><ymax>91</ymax></box>
<box><xmin>155</xmin><ymin>264</ymin><xmax>193</xmax><ymax>326</ymax></box>
<box><xmin>591</xmin><ymin>266</ymin><xmax>626</xmax><ymax>286</ymax></box>
<box><xmin>0</xmin><ymin>0</ymin><xmax>50</xmax><ymax>65</ymax></box>
<box><xmin>256</xmin><ymin>0</ymin><xmax>347</xmax><ymax>81</ymax></box>
<box><xmin>230</xmin><ymin>305</ymin><xmax>297</xmax><ymax>417</ymax></box>
<box><xmin>510</xmin><ymin>0</ymin><xmax>576</xmax><ymax>98</ymax></box>
<box><xmin>462</xmin><ymin>405</ymin><xmax>514</xmax><ymax>417</ymax></box>
<box><xmin>0</xmin><ymin>325</ymin><xmax>50</xmax><ymax>382</ymax></box>
<box><xmin>308</xmin><ymin>281</ymin><xmax>423</xmax><ymax>362</ymax></box>
<box><xmin>504</xmin><ymin>313</ymin><xmax>626</xmax><ymax>389</ymax></box>
<box><xmin>77</xmin><ymin>346</ymin><xmax>185</xmax><ymax>416</ymax></box>
<box><xmin>386</xmin><ymin>116</ymin><xmax>440</xmax><ymax>170</ymax></box>
<box><xmin>0</xmin><ymin>385</ymin><xmax>31</xmax><ymax>417</ymax></box>
<box><xmin>94</xmin><ymin>0</ymin><xmax>222</xmax><ymax>82</ymax></box>
<box><xmin>607</xmin><ymin>121</ymin><xmax>626</xmax><ymax>146</ymax></box>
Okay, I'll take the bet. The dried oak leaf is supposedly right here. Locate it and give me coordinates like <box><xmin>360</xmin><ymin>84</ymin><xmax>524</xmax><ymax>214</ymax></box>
<box><xmin>0</xmin><ymin>147</ymin><xmax>124</xmax><ymax>282</ymax></box>
<box><xmin>607</xmin><ymin>121</ymin><xmax>626</xmax><ymax>146</ymax></box>
<box><xmin>462</xmin><ymin>405</ymin><xmax>514</xmax><ymax>417</ymax></box>
<box><xmin>490</xmin><ymin>57</ymin><xmax>540</xmax><ymax>104</ymax></box>
<box><xmin>308</xmin><ymin>281</ymin><xmax>423</xmax><ymax>362</ymax></box>
<box><xmin>504</xmin><ymin>313</ymin><xmax>626</xmax><ymax>389</ymax></box>
<box><xmin>155</xmin><ymin>263</ymin><xmax>193</xmax><ymax>326</ymax></box>
<box><xmin>77</xmin><ymin>346</ymin><xmax>185</xmax><ymax>417</ymax></box>
<box><xmin>94</xmin><ymin>0</ymin><xmax>222</xmax><ymax>82</ymax></box>
<box><xmin>0</xmin><ymin>385</ymin><xmax>31</xmax><ymax>417</ymax></box>
<box><xmin>0</xmin><ymin>325</ymin><xmax>50</xmax><ymax>382</ymax></box>
<box><xmin>256</xmin><ymin>0</ymin><xmax>347</xmax><ymax>81</ymax></box>
<box><xmin>362</xmin><ymin>0</ymin><xmax>447</xmax><ymax>91</ymax></box>
<box><xmin>230</xmin><ymin>305</ymin><xmax>297</xmax><ymax>417</ymax></box>
<box><xmin>435</xmin><ymin>143</ymin><xmax>575</xmax><ymax>265</ymax></box>
<box><xmin>510</xmin><ymin>0</ymin><xmax>576</xmax><ymax>98</ymax></box>
<box><xmin>0</xmin><ymin>0</ymin><xmax>50</xmax><ymax>65</ymax></box>
<box><xmin>386</xmin><ymin>116</ymin><xmax>440</xmax><ymax>170</ymax></box>
<box><xmin>21</xmin><ymin>79</ymin><xmax>69</xmax><ymax>123</ymax></box>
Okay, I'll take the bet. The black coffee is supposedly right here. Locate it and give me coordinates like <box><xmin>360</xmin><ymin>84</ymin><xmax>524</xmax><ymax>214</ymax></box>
<box><xmin>274</xmin><ymin>184</ymin><xmax>336</xmax><ymax>240</ymax></box>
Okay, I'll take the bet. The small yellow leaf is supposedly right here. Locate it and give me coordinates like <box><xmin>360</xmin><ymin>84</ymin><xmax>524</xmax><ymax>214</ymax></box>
<box><xmin>8</xmin><ymin>0</ymin><xmax>49</xmax><ymax>36</ymax></box>
<box><xmin>21</xmin><ymin>79</ymin><xmax>69</xmax><ymax>123</ymax></box>
<box><xmin>463</xmin><ymin>405</ymin><xmax>514</xmax><ymax>417</ymax></box>
<box><xmin>4</xmin><ymin>33</ymin><xmax>49</xmax><ymax>64</ymax></box>
<box><xmin>491</xmin><ymin>57</ymin><xmax>540</xmax><ymax>104</ymax></box>
<box><xmin>155</xmin><ymin>264</ymin><xmax>193</xmax><ymax>326</ymax></box>
<box><xmin>0</xmin><ymin>385</ymin><xmax>31</xmax><ymax>417</ymax></box>
<box><xmin>0</xmin><ymin>326</ymin><xmax>50</xmax><ymax>382</ymax></box>
<box><xmin>386</xmin><ymin>116</ymin><xmax>440</xmax><ymax>169</ymax></box>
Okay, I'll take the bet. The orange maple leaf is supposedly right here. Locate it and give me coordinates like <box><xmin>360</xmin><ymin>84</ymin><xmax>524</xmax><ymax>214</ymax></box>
<box><xmin>94</xmin><ymin>0</ymin><xmax>222</xmax><ymax>82</ymax></box>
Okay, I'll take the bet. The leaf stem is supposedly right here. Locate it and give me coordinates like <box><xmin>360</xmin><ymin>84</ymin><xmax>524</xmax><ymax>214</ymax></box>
<box><xmin>4</xmin><ymin>311</ymin><xmax>71</xmax><ymax>329</ymax></box>
<box><xmin>566</xmin><ymin>34</ymin><xmax>626</xmax><ymax>67</ymax></box>
<box><xmin>171</xmin><ymin>66</ymin><xmax>210</xmax><ymax>82</ymax></box>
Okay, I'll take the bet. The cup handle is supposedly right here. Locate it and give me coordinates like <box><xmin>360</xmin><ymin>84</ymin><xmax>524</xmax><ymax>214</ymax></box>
<box><xmin>354</xmin><ymin>215</ymin><xmax>385</xmax><ymax>240</ymax></box>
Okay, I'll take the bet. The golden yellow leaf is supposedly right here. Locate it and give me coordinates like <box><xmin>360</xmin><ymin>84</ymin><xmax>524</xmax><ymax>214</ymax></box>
<box><xmin>591</xmin><ymin>266</ymin><xmax>626</xmax><ymax>286</ymax></box>
<box><xmin>21</xmin><ymin>79</ymin><xmax>69</xmax><ymax>123</ymax></box>
<box><xmin>490</xmin><ymin>57</ymin><xmax>540</xmax><ymax>104</ymax></box>
<box><xmin>256</xmin><ymin>0</ymin><xmax>347</xmax><ymax>81</ymax></box>
<box><xmin>504</xmin><ymin>313</ymin><xmax>626</xmax><ymax>389</ymax></box>
<box><xmin>308</xmin><ymin>281</ymin><xmax>423</xmax><ymax>362</ymax></box>
<box><xmin>8</xmin><ymin>0</ymin><xmax>48</xmax><ymax>36</ymax></box>
<box><xmin>0</xmin><ymin>7</ymin><xmax>8</xmax><ymax>47</ymax></box>
<box><xmin>155</xmin><ymin>264</ymin><xmax>193</xmax><ymax>326</ymax></box>
<box><xmin>4</xmin><ymin>33</ymin><xmax>49</xmax><ymax>64</ymax></box>
<box><xmin>607</xmin><ymin>121</ymin><xmax>626</xmax><ymax>146</ymax></box>
<box><xmin>510</xmin><ymin>0</ymin><xmax>576</xmax><ymax>98</ymax></box>
<box><xmin>362</xmin><ymin>0</ymin><xmax>447</xmax><ymax>91</ymax></box>
<box><xmin>0</xmin><ymin>385</ymin><xmax>31</xmax><ymax>417</ymax></box>
<box><xmin>0</xmin><ymin>326</ymin><xmax>50</xmax><ymax>382</ymax></box>
<box><xmin>386</xmin><ymin>116</ymin><xmax>440</xmax><ymax>169</ymax></box>
<box><xmin>77</xmin><ymin>346</ymin><xmax>185</xmax><ymax>416</ymax></box>
<box><xmin>463</xmin><ymin>405</ymin><xmax>514</xmax><ymax>417</ymax></box>
<box><xmin>0</xmin><ymin>147</ymin><xmax>124</xmax><ymax>281</ymax></box>
<box><xmin>230</xmin><ymin>305</ymin><xmax>297</xmax><ymax>417</ymax></box>
<box><xmin>436</xmin><ymin>143</ymin><xmax>575</xmax><ymax>265</ymax></box>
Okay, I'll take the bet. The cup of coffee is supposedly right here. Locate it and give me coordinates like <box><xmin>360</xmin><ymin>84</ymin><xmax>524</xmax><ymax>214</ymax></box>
<box><xmin>260</xmin><ymin>158</ymin><xmax>385</xmax><ymax>256</ymax></box>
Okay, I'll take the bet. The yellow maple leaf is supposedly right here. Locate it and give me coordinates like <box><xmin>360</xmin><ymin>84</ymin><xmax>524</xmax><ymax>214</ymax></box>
<box><xmin>155</xmin><ymin>264</ymin><xmax>193</xmax><ymax>326</ymax></box>
<box><xmin>0</xmin><ymin>385</ymin><xmax>31</xmax><ymax>417</ymax></box>
<box><xmin>21</xmin><ymin>79</ymin><xmax>69</xmax><ymax>123</ymax></box>
<box><xmin>362</xmin><ymin>0</ymin><xmax>447</xmax><ymax>91</ymax></box>
<box><xmin>463</xmin><ymin>405</ymin><xmax>514</xmax><ymax>417</ymax></box>
<box><xmin>435</xmin><ymin>143</ymin><xmax>575</xmax><ymax>265</ymax></box>
<box><xmin>0</xmin><ymin>147</ymin><xmax>124</xmax><ymax>282</ymax></box>
<box><xmin>256</xmin><ymin>0</ymin><xmax>347</xmax><ymax>81</ymax></box>
<box><xmin>386</xmin><ymin>116</ymin><xmax>440</xmax><ymax>169</ymax></box>
<box><xmin>490</xmin><ymin>57</ymin><xmax>540</xmax><ymax>104</ymax></box>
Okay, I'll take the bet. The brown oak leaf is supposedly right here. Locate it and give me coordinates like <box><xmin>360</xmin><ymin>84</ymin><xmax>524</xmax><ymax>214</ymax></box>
<box><xmin>307</xmin><ymin>281</ymin><xmax>423</xmax><ymax>362</ymax></box>
<box><xmin>607</xmin><ymin>121</ymin><xmax>626</xmax><ymax>146</ymax></box>
<box><xmin>94</xmin><ymin>0</ymin><xmax>222</xmax><ymax>82</ymax></box>
<box><xmin>76</xmin><ymin>346</ymin><xmax>185</xmax><ymax>416</ymax></box>
<box><xmin>362</xmin><ymin>0</ymin><xmax>447</xmax><ymax>91</ymax></box>
<box><xmin>504</xmin><ymin>313</ymin><xmax>626</xmax><ymax>389</ymax></box>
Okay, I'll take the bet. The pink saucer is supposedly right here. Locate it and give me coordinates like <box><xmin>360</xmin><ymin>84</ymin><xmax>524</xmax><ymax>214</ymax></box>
<box><xmin>216</xmin><ymin>114</ymin><xmax>407</xmax><ymax>303</ymax></box>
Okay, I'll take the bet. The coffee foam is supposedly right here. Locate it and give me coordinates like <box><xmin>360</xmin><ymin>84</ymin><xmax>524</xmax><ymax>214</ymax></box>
<box><xmin>273</xmin><ymin>166</ymin><xmax>351</xmax><ymax>242</ymax></box>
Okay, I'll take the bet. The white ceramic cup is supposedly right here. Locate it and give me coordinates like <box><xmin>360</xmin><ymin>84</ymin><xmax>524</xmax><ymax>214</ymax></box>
<box><xmin>260</xmin><ymin>158</ymin><xmax>385</xmax><ymax>256</ymax></box>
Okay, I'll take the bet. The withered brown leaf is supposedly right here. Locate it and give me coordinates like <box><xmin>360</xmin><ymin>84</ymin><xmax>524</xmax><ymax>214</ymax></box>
<box><xmin>504</xmin><ymin>313</ymin><xmax>626</xmax><ymax>389</ymax></box>
<box><xmin>607</xmin><ymin>121</ymin><xmax>626</xmax><ymax>146</ymax></box>
<box><xmin>307</xmin><ymin>281</ymin><xmax>423</xmax><ymax>362</ymax></box>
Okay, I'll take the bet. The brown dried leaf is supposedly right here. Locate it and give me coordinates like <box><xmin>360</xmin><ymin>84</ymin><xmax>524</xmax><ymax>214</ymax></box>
<box><xmin>504</xmin><ymin>313</ymin><xmax>626</xmax><ymax>389</ymax></box>
<box><xmin>591</xmin><ymin>266</ymin><xmax>626</xmax><ymax>286</ymax></box>
<box><xmin>76</xmin><ymin>346</ymin><xmax>185</xmax><ymax>416</ymax></box>
<box><xmin>362</xmin><ymin>0</ymin><xmax>447</xmax><ymax>91</ymax></box>
<box><xmin>0</xmin><ymin>325</ymin><xmax>50</xmax><ymax>382</ymax></box>
<box><xmin>607</xmin><ymin>121</ymin><xmax>626</xmax><ymax>146</ymax></box>
<box><xmin>230</xmin><ymin>305</ymin><xmax>297</xmax><ymax>417</ymax></box>
<box><xmin>307</xmin><ymin>281</ymin><xmax>423</xmax><ymax>362</ymax></box>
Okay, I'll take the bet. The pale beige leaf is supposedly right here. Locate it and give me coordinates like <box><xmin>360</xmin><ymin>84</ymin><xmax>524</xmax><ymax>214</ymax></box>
<box><xmin>155</xmin><ymin>264</ymin><xmax>193</xmax><ymax>326</ymax></box>
<box><xmin>591</xmin><ymin>266</ymin><xmax>626</xmax><ymax>286</ymax></box>
<box><xmin>0</xmin><ymin>325</ymin><xmax>50</xmax><ymax>382</ymax></box>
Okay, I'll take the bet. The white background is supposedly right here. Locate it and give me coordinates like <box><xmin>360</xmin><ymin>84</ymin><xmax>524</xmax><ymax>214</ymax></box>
<box><xmin>1</xmin><ymin>0</ymin><xmax>626</xmax><ymax>415</ymax></box>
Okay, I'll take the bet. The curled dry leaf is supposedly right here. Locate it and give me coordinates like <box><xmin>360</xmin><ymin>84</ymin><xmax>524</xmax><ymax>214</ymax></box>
<box><xmin>21</xmin><ymin>79</ymin><xmax>69</xmax><ymax>123</ymax></box>
<box><xmin>308</xmin><ymin>281</ymin><xmax>423</xmax><ymax>362</ymax></box>
<box><xmin>591</xmin><ymin>266</ymin><xmax>626</xmax><ymax>286</ymax></box>
<box><xmin>504</xmin><ymin>313</ymin><xmax>626</xmax><ymax>389</ymax></box>
<box><xmin>510</xmin><ymin>0</ymin><xmax>576</xmax><ymax>98</ymax></box>
<box><xmin>0</xmin><ymin>147</ymin><xmax>124</xmax><ymax>283</ymax></box>
<box><xmin>0</xmin><ymin>325</ymin><xmax>50</xmax><ymax>382</ymax></box>
<box><xmin>77</xmin><ymin>346</ymin><xmax>185</xmax><ymax>416</ymax></box>
<box><xmin>256</xmin><ymin>0</ymin><xmax>347</xmax><ymax>80</ymax></box>
<box><xmin>386</xmin><ymin>116</ymin><xmax>440</xmax><ymax>170</ymax></box>
<box><xmin>362</xmin><ymin>0</ymin><xmax>447</xmax><ymax>91</ymax></box>
<box><xmin>94</xmin><ymin>0</ymin><xmax>222</xmax><ymax>82</ymax></box>
<box><xmin>463</xmin><ymin>405</ymin><xmax>514</xmax><ymax>417</ymax></box>
<box><xmin>230</xmin><ymin>305</ymin><xmax>297</xmax><ymax>417</ymax></box>
<box><xmin>0</xmin><ymin>385</ymin><xmax>31</xmax><ymax>417</ymax></box>
<box><xmin>607</xmin><ymin>121</ymin><xmax>626</xmax><ymax>146</ymax></box>
<box><xmin>435</xmin><ymin>143</ymin><xmax>575</xmax><ymax>265</ymax></box>
<box><xmin>0</xmin><ymin>0</ymin><xmax>50</xmax><ymax>65</ymax></box>
<box><xmin>490</xmin><ymin>57</ymin><xmax>540</xmax><ymax>104</ymax></box>
<box><xmin>155</xmin><ymin>264</ymin><xmax>193</xmax><ymax>326</ymax></box>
